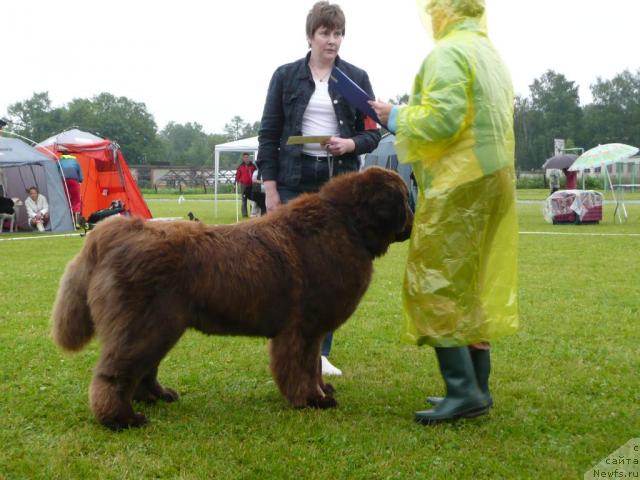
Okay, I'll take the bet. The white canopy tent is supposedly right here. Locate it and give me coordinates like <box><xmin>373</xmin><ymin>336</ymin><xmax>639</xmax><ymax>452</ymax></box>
<box><xmin>213</xmin><ymin>136</ymin><xmax>259</xmax><ymax>216</ymax></box>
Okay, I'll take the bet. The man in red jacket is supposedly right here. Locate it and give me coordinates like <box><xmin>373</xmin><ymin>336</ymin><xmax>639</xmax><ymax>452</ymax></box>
<box><xmin>235</xmin><ymin>153</ymin><xmax>257</xmax><ymax>218</ymax></box>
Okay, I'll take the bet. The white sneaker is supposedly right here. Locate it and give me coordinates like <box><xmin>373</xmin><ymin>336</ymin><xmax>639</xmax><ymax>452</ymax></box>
<box><xmin>321</xmin><ymin>356</ymin><xmax>342</xmax><ymax>376</ymax></box>
<box><xmin>36</xmin><ymin>222</ymin><xmax>45</xmax><ymax>232</ymax></box>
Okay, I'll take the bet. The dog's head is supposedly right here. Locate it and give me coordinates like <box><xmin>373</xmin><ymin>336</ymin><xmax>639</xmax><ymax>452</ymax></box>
<box><xmin>319</xmin><ymin>166</ymin><xmax>413</xmax><ymax>257</ymax></box>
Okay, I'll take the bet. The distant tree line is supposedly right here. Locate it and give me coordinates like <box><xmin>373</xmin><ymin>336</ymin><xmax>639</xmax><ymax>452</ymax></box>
<box><xmin>515</xmin><ymin>69</ymin><xmax>640</xmax><ymax>170</ymax></box>
<box><xmin>4</xmin><ymin>68</ymin><xmax>639</xmax><ymax>171</ymax></box>
<box><xmin>3</xmin><ymin>92</ymin><xmax>259</xmax><ymax>169</ymax></box>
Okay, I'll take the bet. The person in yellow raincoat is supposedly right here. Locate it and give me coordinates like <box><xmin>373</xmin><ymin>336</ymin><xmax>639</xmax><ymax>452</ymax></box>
<box><xmin>370</xmin><ymin>0</ymin><xmax>518</xmax><ymax>425</ymax></box>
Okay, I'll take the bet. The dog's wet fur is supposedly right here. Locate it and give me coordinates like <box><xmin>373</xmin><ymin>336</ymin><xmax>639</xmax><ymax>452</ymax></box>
<box><xmin>51</xmin><ymin>167</ymin><xmax>413</xmax><ymax>429</ymax></box>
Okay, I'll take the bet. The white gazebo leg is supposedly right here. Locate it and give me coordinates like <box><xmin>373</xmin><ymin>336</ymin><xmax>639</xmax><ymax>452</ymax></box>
<box><xmin>214</xmin><ymin>151</ymin><xmax>219</xmax><ymax>217</ymax></box>
<box><xmin>235</xmin><ymin>182</ymin><xmax>239</xmax><ymax>223</ymax></box>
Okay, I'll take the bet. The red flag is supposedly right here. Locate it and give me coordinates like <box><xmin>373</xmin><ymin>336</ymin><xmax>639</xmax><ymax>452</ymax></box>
<box><xmin>364</xmin><ymin>115</ymin><xmax>378</xmax><ymax>130</ymax></box>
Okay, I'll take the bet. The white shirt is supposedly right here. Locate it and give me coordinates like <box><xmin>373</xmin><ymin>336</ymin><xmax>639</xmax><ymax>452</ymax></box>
<box><xmin>252</xmin><ymin>169</ymin><xmax>265</xmax><ymax>193</ymax></box>
<box><xmin>25</xmin><ymin>194</ymin><xmax>49</xmax><ymax>219</ymax></box>
<box><xmin>301</xmin><ymin>80</ymin><xmax>340</xmax><ymax>156</ymax></box>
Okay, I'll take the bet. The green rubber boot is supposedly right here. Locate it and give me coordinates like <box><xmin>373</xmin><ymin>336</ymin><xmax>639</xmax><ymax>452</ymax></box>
<box><xmin>415</xmin><ymin>347</ymin><xmax>490</xmax><ymax>425</ymax></box>
<box><xmin>426</xmin><ymin>348</ymin><xmax>493</xmax><ymax>408</ymax></box>
<box><xmin>470</xmin><ymin>348</ymin><xmax>492</xmax><ymax>408</ymax></box>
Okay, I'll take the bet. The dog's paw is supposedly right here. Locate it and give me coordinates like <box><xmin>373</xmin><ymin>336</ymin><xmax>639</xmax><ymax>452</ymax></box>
<box><xmin>158</xmin><ymin>387</ymin><xmax>179</xmax><ymax>402</ymax></box>
<box><xmin>307</xmin><ymin>395</ymin><xmax>338</xmax><ymax>409</ymax></box>
<box><xmin>133</xmin><ymin>390</ymin><xmax>158</xmax><ymax>404</ymax></box>
<box><xmin>102</xmin><ymin>412</ymin><xmax>148</xmax><ymax>431</ymax></box>
<box><xmin>321</xmin><ymin>383</ymin><xmax>336</xmax><ymax>396</ymax></box>
<box><xmin>131</xmin><ymin>412</ymin><xmax>149</xmax><ymax>427</ymax></box>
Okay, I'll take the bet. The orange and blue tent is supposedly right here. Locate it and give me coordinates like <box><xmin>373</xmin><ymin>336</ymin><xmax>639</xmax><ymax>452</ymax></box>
<box><xmin>38</xmin><ymin>129</ymin><xmax>151</xmax><ymax>220</ymax></box>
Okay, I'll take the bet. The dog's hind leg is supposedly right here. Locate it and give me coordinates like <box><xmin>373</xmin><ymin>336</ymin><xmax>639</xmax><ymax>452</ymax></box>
<box><xmin>269</xmin><ymin>330</ymin><xmax>337</xmax><ymax>409</ymax></box>
<box><xmin>133</xmin><ymin>365</ymin><xmax>179</xmax><ymax>404</ymax></box>
<box><xmin>90</xmin><ymin>321</ymin><xmax>185</xmax><ymax>429</ymax></box>
<box><xmin>90</xmin><ymin>349</ymin><xmax>148</xmax><ymax>430</ymax></box>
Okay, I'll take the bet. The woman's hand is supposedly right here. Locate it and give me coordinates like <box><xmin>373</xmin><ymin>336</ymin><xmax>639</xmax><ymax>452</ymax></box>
<box><xmin>263</xmin><ymin>181</ymin><xmax>281</xmax><ymax>212</ymax></box>
<box><xmin>324</xmin><ymin>137</ymin><xmax>355</xmax><ymax>157</ymax></box>
<box><xmin>368</xmin><ymin>100</ymin><xmax>393</xmax><ymax>126</ymax></box>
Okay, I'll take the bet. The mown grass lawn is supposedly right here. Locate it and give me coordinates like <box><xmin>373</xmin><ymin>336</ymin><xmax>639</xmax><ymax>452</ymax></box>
<box><xmin>0</xmin><ymin>192</ymin><xmax>638</xmax><ymax>479</ymax></box>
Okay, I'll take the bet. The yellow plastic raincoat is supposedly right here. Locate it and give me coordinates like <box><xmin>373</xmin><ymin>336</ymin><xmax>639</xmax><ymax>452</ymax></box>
<box><xmin>396</xmin><ymin>0</ymin><xmax>518</xmax><ymax>347</ymax></box>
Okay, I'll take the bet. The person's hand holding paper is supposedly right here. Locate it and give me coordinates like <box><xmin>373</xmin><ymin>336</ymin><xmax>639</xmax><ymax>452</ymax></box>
<box><xmin>286</xmin><ymin>135</ymin><xmax>355</xmax><ymax>156</ymax></box>
<box><xmin>325</xmin><ymin>136</ymin><xmax>355</xmax><ymax>156</ymax></box>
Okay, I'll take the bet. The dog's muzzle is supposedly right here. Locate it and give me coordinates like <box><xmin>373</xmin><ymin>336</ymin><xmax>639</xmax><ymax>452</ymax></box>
<box><xmin>396</xmin><ymin>208</ymin><xmax>413</xmax><ymax>241</ymax></box>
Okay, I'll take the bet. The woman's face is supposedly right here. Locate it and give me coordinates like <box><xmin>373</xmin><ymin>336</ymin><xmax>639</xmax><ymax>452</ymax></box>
<box><xmin>308</xmin><ymin>26</ymin><xmax>343</xmax><ymax>63</ymax></box>
<box><xmin>29</xmin><ymin>189</ymin><xmax>38</xmax><ymax>201</ymax></box>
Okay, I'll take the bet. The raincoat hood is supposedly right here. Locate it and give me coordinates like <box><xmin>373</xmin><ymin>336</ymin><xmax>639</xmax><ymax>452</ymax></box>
<box><xmin>417</xmin><ymin>0</ymin><xmax>487</xmax><ymax>39</ymax></box>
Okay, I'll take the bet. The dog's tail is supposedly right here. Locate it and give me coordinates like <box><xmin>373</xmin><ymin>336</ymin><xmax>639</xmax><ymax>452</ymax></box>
<box><xmin>51</xmin><ymin>252</ymin><xmax>94</xmax><ymax>352</ymax></box>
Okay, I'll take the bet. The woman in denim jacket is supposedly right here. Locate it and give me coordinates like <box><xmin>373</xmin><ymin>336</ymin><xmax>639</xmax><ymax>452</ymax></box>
<box><xmin>257</xmin><ymin>1</ymin><xmax>381</xmax><ymax>376</ymax></box>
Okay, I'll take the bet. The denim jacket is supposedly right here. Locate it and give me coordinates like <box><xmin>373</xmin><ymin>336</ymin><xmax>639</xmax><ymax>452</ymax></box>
<box><xmin>257</xmin><ymin>53</ymin><xmax>381</xmax><ymax>188</ymax></box>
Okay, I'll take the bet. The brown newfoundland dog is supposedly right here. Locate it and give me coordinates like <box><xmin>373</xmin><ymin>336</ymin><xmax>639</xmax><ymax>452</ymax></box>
<box><xmin>51</xmin><ymin>167</ymin><xmax>413</xmax><ymax>429</ymax></box>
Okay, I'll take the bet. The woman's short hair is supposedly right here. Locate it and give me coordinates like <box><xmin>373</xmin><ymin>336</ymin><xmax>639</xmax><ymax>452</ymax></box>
<box><xmin>28</xmin><ymin>186</ymin><xmax>38</xmax><ymax>193</ymax></box>
<box><xmin>306</xmin><ymin>1</ymin><xmax>346</xmax><ymax>39</ymax></box>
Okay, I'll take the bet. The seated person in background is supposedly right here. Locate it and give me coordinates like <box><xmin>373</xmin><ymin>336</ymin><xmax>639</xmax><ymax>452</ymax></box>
<box><xmin>25</xmin><ymin>186</ymin><xmax>49</xmax><ymax>232</ymax></box>
<box><xmin>0</xmin><ymin>194</ymin><xmax>14</xmax><ymax>215</ymax></box>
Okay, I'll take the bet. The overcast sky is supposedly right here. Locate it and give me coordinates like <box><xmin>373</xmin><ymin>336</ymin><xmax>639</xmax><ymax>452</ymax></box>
<box><xmin>2</xmin><ymin>0</ymin><xmax>639</xmax><ymax>135</ymax></box>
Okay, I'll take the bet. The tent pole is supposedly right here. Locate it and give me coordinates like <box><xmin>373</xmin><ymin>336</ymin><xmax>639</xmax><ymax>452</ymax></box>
<box><xmin>54</xmin><ymin>155</ymin><xmax>76</xmax><ymax>228</ymax></box>
<box><xmin>235</xmin><ymin>182</ymin><xmax>239</xmax><ymax>223</ymax></box>
<box><xmin>214</xmin><ymin>150</ymin><xmax>219</xmax><ymax>217</ymax></box>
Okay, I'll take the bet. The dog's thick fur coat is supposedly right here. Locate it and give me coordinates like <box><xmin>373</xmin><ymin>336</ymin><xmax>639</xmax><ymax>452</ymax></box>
<box><xmin>51</xmin><ymin>167</ymin><xmax>413</xmax><ymax>429</ymax></box>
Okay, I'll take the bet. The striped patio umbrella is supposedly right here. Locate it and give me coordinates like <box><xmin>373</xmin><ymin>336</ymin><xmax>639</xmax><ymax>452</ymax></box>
<box><xmin>569</xmin><ymin>143</ymin><xmax>639</xmax><ymax>171</ymax></box>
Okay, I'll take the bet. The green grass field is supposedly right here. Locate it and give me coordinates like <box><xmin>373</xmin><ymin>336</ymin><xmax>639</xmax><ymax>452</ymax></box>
<box><xmin>0</xmin><ymin>192</ymin><xmax>638</xmax><ymax>479</ymax></box>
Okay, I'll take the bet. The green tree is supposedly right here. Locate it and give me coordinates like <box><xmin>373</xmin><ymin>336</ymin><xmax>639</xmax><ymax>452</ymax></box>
<box><xmin>219</xmin><ymin>116</ymin><xmax>261</xmax><ymax>168</ymax></box>
<box><xmin>160</xmin><ymin>122</ymin><xmax>211</xmax><ymax>166</ymax></box>
<box><xmin>242</xmin><ymin>121</ymin><xmax>260</xmax><ymax>138</ymax></box>
<box><xmin>580</xmin><ymin>69</ymin><xmax>640</xmax><ymax>148</ymax></box>
<box><xmin>513</xmin><ymin>95</ymin><xmax>549</xmax><ymax>170</ymax></box>
<box><xmin>65</xmin><ymin>93</ymin><xmax>160</xmax><ymax>164</ymax></box>
<box><xmin>224</xmin><ymin>115</ymin><xmax>246</xmax><ymax>141</ymax></box>
<box><xmin>529</xmin><ymin>70</ymin><xmax>582</xmax><ymax>154</ymax></box>
<box><xmin>512</xmin><ymin>70</ymin><xmax>583</xmax><ymax>170</ymax></box>
<box><xmin>223</xmin><ymin>116</ymin><xmax>260</xmax><ymax>141</ymax></box>
<box><xmin>6</xmin><ymin>92</ymin><xmax>66</xmax><ymax>142</ymax></box>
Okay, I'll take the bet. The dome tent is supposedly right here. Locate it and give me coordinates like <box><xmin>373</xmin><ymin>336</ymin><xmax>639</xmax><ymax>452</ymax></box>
<box><xmin>38</xmin><ymin>129</ymin><xmax>152</xmax><ymax>221</ymax></box>
<box><xmin>0</xmin><ymin>137</ymin><xmax>75</xmax><ymax>232</ymax></box>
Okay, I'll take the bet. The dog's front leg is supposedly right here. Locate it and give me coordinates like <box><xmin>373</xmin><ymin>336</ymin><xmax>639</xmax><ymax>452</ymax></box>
<box><xmin>315</xmin><ymin>354</ymin><xmax>336</xmax><ymax>397</ymax></box>
<box><xmin>269</xmin><ymin>330</ymin><xmax>337</xmax><ymax>409</ymax></box>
